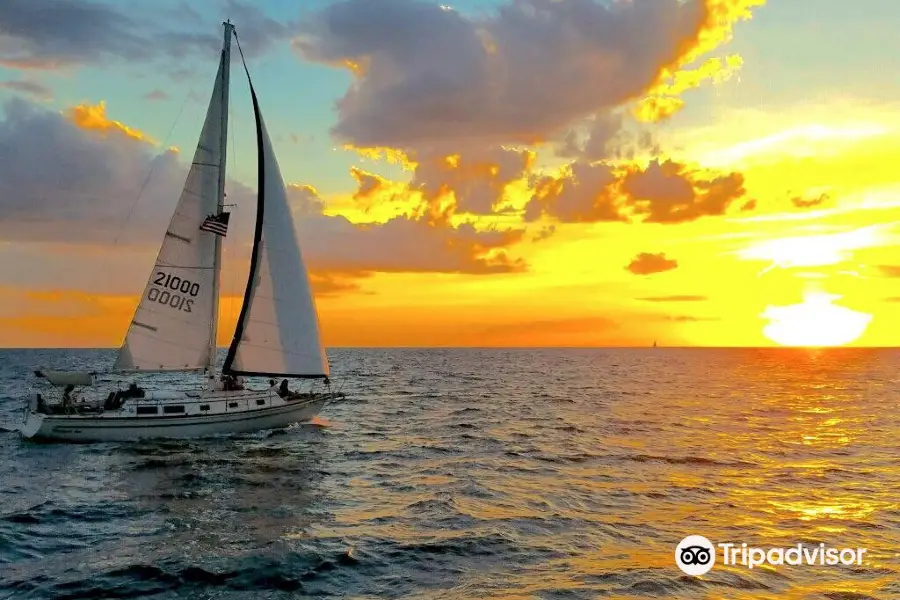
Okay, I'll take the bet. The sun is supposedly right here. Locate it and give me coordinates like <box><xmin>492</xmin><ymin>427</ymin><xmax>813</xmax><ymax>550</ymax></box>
<box><xmin>761</xmin><ymin>292</ymin><xmax>872</xmax><ymax>347</ymax></box>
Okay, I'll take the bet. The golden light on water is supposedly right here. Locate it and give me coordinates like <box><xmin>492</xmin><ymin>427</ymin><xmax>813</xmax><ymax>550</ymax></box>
<box><xmin>761</xmin><ymin>292</ymin><xmax>872</xmax><ymax>347</ymax></box>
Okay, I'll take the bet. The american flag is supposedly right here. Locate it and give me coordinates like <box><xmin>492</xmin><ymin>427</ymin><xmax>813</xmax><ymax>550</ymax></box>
<box><xmin>199</xmin><ymin>212</ymin><xmax>230</xmax><ymax>237</ymax></box>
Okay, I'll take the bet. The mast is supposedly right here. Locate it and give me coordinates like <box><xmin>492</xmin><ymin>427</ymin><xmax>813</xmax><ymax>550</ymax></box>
<box><xmin>208</xmin><ymin>20</ymin><xmax>233</xmax><ymax>378</ymax></box>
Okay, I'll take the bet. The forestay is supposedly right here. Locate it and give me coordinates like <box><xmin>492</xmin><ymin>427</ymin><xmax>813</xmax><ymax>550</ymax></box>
<box><xmin>114</xmin><ymin>56</ymin><xmax>226</xmax><ymax>372</ymax></box>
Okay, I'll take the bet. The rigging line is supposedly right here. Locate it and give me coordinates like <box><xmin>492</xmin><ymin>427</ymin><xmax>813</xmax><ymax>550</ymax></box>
<box><xmin>228</xmin><ymin>50</ymin><xmax>239</xmax><ymax>335</ymax></box>
<box><xmin>112</xmin><ymin>87</ymin><xmax>195</xmax><ymax>246</ymax></box>
<box><xmin>232</xmin><ymin>29</ymin><xmax>253</xmax><ymax>84</ymax></box>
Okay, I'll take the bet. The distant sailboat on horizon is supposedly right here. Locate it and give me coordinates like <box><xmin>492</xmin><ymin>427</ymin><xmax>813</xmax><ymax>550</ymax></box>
<box><xmin>21</xmin><ymin>22</ymin><xmax>344</xmax><ymax>442</ymax></box>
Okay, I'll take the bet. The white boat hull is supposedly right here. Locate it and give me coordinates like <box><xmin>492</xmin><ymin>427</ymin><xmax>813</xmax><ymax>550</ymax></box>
<box><xmin>20</xmin><ymin>389</ymin><xmax>332</xmax><ymax>443</ymax></box>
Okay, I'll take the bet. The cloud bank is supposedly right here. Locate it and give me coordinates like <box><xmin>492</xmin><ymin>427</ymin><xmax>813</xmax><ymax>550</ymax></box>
<box><xmin>0</xmin><ymin>97</ymin><xmax>526</xmax><ymax>299</ymax></box>
<box><xmin>1</xmin><ymin>0</ymin><xmax>768</xmax><ymax>316</ymax></box>
<box><xmin>294</xmin><ymin>0</ymin><xmax>757</xmax><ymax>150</ymax></box>
<box><xmin>0</xmin><ymin>0</ymin><xmax>290</xmax><ymax>70</ymax></box>
<box><xmin>288</xmin><ymin>0</ymin><xmax>763</xmax><ymax>245</ymax></box>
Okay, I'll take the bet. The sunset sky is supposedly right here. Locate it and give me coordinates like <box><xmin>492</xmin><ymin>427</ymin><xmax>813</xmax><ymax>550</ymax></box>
<box><xmin>2</xmin><ymin>0</ymin><xmax>900</xmax><ymax>348</ymax></box>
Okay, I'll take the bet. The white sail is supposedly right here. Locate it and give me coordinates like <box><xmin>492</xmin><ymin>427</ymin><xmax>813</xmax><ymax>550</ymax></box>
<box><xmin>223</xmin><ymin>87</ymin><xmax>329</xmax><ymax>378</ymax></box>
<box><xmin>114</xmin><ymin>57</ymin><xmax>227</xmax><ymax>372</ymax></box>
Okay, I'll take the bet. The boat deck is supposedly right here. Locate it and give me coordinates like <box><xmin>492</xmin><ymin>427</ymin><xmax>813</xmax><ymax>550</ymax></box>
<box><xmin>34</xmin><ymin>386</ymin><xmax>331</xmax><ymax>420</ymax></box>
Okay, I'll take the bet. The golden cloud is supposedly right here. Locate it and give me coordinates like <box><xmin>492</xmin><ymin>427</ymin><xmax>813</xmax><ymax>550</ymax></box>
<box><xmin>66</xmin><ymin>100</ymin><xmax>152</xmax><ymax>142</ymax></box>
<box><xmin>636</xmin><ymin>55</ymin><xmax>744</xmax><ymax>122</ymax></box>
<box><xmin>626</xmin><ymin>252</ymin><xmax>679</xmax><ymax>275</ymax></box>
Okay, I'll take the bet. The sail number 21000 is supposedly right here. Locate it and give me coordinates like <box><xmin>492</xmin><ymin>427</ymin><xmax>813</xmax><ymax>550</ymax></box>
<box><xmin>148</xmin><ymin>271</ymin><xmax>199</xmax><ymax>313</ymax></box>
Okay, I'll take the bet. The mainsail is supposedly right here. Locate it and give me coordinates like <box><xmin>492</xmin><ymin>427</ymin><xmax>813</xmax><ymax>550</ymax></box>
<box><xmin>222</xmin><ymin>74</ymin><xmax>329</xmax><ymax>378</ymax></box>
<box><xmin>114</xmin><ymin>51</ymin><xmax>228</xmax><ymax>372</ymax></box>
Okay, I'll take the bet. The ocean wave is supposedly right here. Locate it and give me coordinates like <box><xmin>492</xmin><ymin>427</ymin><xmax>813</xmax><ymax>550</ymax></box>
<box><xmin>1</xmin><ymin>348</ymin><xmax>898</xmax><ymax>599</ymax></box>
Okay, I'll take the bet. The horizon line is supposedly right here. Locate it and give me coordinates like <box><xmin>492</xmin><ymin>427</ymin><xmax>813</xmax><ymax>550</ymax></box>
<box><xmin>1</xmin><ymin>345</ymin><xmax>897</xmax><ymax>351</ymax></box>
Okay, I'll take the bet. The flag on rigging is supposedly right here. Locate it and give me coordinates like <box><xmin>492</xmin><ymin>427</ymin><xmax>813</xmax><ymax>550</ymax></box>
<box><xmin>199</xmin><ymin>212</ymin><xmax>230</xmax><ymax>237</ymax></box>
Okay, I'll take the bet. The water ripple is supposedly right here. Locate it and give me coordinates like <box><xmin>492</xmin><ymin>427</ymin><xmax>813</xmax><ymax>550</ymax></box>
<box><xmin>1</xmin><ymin>348</ymin><xmax>899</xmax><ymax>598</ymax></box>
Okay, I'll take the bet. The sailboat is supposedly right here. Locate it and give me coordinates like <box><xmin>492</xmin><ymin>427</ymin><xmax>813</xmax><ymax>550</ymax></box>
<box><xmin>20</xmin><ymin>22</ymin><xmax>343</xmax><ymax>442</ymax></box>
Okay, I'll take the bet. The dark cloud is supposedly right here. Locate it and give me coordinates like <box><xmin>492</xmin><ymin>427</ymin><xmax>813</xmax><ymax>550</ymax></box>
<box><xmin>637</xmin><ymin>295</ymin><xmax>707</xmax><ymax>302</ymax></box>
<box><xmin>524</xmin><ymin>161</ymin><xmax>623</xmax><ymax>223</ymax></box>
<box><xmin>165</xmin><ymin>1</ymin><xmax>204</xmax><ymax>25</ymax></box>
<box><xmin>0</xmin><ymin>98</ymin><xmax>182</xmax><ymax>245</ymax></box>
<box><xmin>531</xmin><ymin>225</ymin><xmax>556</xmax><ymax>242</ymax></box>
<box><xmin>294</xmin><ymin>0</ymin><xmax>710</xmax><ymax>150</ymax></box>
<box><xmin>524</xmin><ymin>158</ymin><xmax>748</xmax><ymax>224</ymax></box>
<box><xmin>0</xmin><ymin>0</ymin><xmax>145</xmax><ymax>69</ymax></box>
<box><xmin>0</xmin><ymin>0</ymin><xmax>291</xmax><ymax>71</ymax></box>
<box><xmin>350</xmin><ymin>167</ymin><xmax>390</xmax><ymax>205</ymax></box>
<box><xmin>626</xmin><ymin>252</ymin><xmax>678</xmax><ymax>275</ymax></box>
<box><xmin>346</xmin><ymin>153</ymin><xmax>537</xmax><ymax>251</ymax></box>
<box><xmin>290</xmin><ymin>0</ymin><xmax>758</xmax><ymax>230</ymax></box>
<box><xmin>290</xmin><ymin>182</ymin><xmax>526</xmax><ymax>274</ymax></box>
<box><xmin>410</xmin><ymin>147</ymin><xmax>533</xmax><ymax>215</ymax></box>
<box><xmin>621</xmin><ymin>159</ymin><xmax>746</xmax><ymax>224</ymax></box>
<box><xmin>218</xmin><ymin>0</ymin><xmax>293</xmax><ymax>58</ymax></box>
<box><xmin>0</xmin><ymin>98</ymin><xmax>528</xmax><ymax>296</ymax></box>
<box><xmin>558</xmin><ymin>113</ymin><xmax>625</xmax><ymax>161</ymax></box>
<box><xmin>299</xmin><ymin>212</ymin><xmax>526</xmax><ymax>275</ymax></box>
<box><xmin>791</xmin><ymin>193</ymin><xmax>828</xmax><ymax>209</ymax></box>
<box><xmin>152</xmin><ymin>0</ymin><xmax>294</xmax><ymax>62</ymax></box>
<box><xmin>555</xmin><ymin>112</ymin><xmax>662</xmax><ymax>162</ymax></box>
<box><xmin>0</xmin><ymin>79</ymin><xmax>53</xmax><ymax>100</ymax></box>
<box><xmin>307</xmin><ymin>272</ymin><xmax>369</xmax><ymax>296</ymax></box>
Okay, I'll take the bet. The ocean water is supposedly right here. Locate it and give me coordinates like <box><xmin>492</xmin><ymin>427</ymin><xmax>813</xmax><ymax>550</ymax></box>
<box><xmin>1</xmin><ymin>347</ymin><xmax>899</xmax><ymax>599</ymax></box>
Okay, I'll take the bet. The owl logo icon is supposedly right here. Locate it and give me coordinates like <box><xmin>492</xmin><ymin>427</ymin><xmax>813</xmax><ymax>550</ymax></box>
<box><xmin>675</xmin><ymin>535</ymin><xmax>715</xmax><ymax>576</ymax></box>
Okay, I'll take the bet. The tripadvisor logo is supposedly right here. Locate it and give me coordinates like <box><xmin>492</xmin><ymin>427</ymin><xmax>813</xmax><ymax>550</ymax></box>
<box><xmin>675</xmin><ymin>535</ymin><xmax>715</xmax><ymax>576</ymax></box>
<box><xmin>675</xmin><ymin>536</ymin><xmax>868</xmax><ymax>575</ymax></box>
